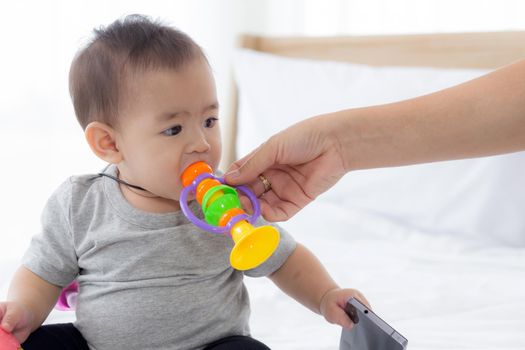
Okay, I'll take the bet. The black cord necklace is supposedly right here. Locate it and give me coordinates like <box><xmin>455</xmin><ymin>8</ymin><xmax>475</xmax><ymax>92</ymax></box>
<box><xmin>96</xmin><ymin>165</ymin><xmax>147</xmax><ymax>192</ymax></box>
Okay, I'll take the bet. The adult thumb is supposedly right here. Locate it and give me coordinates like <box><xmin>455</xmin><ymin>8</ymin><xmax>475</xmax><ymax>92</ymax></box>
<box><xmin>224</xmin><ymin>140</ymin><xmax>277</xmax><ymax>185</ymax></box>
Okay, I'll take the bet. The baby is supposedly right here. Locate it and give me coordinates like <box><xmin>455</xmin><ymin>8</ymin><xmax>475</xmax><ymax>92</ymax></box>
<box><xmin>0</xmin><ymin>15</ymin><xmax>369</xmax><ymax>350</ymax></box>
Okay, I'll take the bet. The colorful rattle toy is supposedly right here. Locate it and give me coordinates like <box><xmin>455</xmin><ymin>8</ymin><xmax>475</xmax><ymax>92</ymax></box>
<box><xmin>54</xmin><ymin>162</ymin><xmax>278</xmax><ymax>307</ymax></box>
<box><xmin>180</xmin><ymin>161</ymin><xmax>280</xmax><ymax>270</ymax></box>
<box><xmin>0</xmin><ymin>328</ymin><xmax>22</xmax><ymax>350</ymax></box>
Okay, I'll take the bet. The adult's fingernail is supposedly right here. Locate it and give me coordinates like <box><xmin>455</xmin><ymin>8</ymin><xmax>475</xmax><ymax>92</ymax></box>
<box><xmin>225</xmin><ymin>169</ymin><xmax>240</xmax><ymax>178</ymax></box>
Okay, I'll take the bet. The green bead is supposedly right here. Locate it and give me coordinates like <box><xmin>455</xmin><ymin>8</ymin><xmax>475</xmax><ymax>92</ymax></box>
<box><xmin>204</xmin><ymin>194</ymin><xmax>241</xmax><ymax>226</ymax></box>
<box><xmin>201</xmin><ymin>184</ymin><xmax>237</xmax><ymax>215</ymax></box>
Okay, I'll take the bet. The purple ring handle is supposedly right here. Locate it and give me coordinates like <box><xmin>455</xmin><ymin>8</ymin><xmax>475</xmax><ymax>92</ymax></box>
<box><xmin>180</xmin><ymin>173</ymin><xmax>261</xmax><ymax>234</ymax></box>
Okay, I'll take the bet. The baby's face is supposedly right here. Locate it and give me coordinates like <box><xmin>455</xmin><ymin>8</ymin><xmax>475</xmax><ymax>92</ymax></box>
<box><xmin>114</xmin><ymin>58</ymin><xmax>221</xmax><ymax>201</ymax></box>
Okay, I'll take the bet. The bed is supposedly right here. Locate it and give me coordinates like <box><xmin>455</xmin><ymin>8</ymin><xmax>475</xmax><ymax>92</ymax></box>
<box><xmin>1</xmin><ymin>31</ymin><xmax>525</xmax><ymax>349</ymax></box>
<box><xmin>229</xmin><ymin>32</ymin><xmax>525</xmax><ymax>349</ymax></box>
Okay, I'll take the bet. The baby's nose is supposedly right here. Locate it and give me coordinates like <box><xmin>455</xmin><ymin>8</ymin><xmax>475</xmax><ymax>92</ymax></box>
<box><xmin>188</xmin><ymin>131</ymin><xmax>211</xmax><ymax>153</ymax></box>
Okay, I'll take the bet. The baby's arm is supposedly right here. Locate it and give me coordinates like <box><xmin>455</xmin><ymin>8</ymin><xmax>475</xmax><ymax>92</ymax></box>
<box><xmin>269</xmin><ymin>243</ymin><xmax>369</xmax><ymax>329</ymax></box>
<box><xmin>0</xmin><ymin>266</ymin><xmax>61</xmax><ymax>343</ymax></box>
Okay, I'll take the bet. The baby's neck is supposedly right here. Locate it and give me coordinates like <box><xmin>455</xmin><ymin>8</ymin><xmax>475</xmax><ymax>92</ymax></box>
<box><xmin>119</xmin><ymin>183</ymin><xmax>181</xmax><ymax>213</ymax></box>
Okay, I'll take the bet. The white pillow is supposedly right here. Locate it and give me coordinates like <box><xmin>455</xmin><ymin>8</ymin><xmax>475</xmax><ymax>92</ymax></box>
<box><xmin>234</xmin><ymin>49</ymin><xmax>490</xmax><ymax>154</ymax></box>
<box><xmin>233</xmin><ymin>49</ymin><xmax>525</xmax><ymax>246</ymax></box>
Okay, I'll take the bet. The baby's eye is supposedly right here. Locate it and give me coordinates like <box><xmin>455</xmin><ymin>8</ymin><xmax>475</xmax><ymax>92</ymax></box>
<box><xmin>205</xmin><ymin>117</ymin><xmax>218</xmax><ymax>128</ymax></box>
<box><xmin>162</xmin><ymin>125</ymin><xmax>182</xmax><ymax>136</ymax></box>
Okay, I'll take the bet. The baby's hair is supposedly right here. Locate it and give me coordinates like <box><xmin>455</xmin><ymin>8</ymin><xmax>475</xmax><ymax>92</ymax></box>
<box><xmin>69</xmin><ymin>14</ymin><xmax>206</xmax><ymax>130</ymax></box>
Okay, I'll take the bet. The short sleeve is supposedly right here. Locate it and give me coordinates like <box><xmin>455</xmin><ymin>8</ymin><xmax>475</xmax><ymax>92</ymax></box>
<box><xmin>244</xmin><ymin>217</ymin><xmax>296</xmax><ymax>278</ymax></box>
<box><xmin>21</xmin><ymin>179</ymin><xmax>79</xmax><ymax>287</ymax></box>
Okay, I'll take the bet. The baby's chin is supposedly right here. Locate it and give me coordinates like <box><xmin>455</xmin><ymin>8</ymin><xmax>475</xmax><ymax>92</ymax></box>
<box><xmin>174</xmin><ymin>188</ymin><xmax>196</xmax><ymax>202</ymax></box>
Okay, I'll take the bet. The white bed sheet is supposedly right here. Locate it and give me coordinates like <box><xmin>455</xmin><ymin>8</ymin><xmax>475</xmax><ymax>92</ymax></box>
<box><xmin>247</xmin><ymin>202</ymin><xmax>525</xmax><ymax>349</ymax></box>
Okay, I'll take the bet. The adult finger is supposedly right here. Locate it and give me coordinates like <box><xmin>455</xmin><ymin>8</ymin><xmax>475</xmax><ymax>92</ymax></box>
<box><xmin>224</xmin><ymin>146</ymin><xmax>257</xmax><ymax>175</ymax></box>
<box><xmin>224</xmin><ymin>139</ymin><xmax>278</xmax><ymax>186</ymax></box>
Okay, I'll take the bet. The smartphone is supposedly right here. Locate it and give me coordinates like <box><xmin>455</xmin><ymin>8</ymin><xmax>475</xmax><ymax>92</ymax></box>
<box><xmin>340</xmin><ymin>297</ymin><xmax>408</xmax><ymax>350</ymax></box>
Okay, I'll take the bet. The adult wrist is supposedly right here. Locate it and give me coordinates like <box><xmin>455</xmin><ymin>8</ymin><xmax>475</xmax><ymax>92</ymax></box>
<box><xmin>324</xmin><ymin>110</ymin><xmax>357</xmax><ymax>173</ymax></box>
<box><xmin>331</xmin><ymin>105</ymin><xmax>401</xmax><ymax>172</ymax></box>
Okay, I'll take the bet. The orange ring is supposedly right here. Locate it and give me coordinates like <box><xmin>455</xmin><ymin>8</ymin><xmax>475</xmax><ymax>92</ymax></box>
<box><xmin>196</xmin><ymin>178</ymin><xmax>221</xmax><ymax>204</ymax></box>
<box><xmin>218</xmin><ymin>207</ymin><xmax>245</xmax><ymax>227</ymax></box>
<box><xmin>181</xmin><ymin>162</ymin><xmax>213</xmax><ymax>187</ymax></box>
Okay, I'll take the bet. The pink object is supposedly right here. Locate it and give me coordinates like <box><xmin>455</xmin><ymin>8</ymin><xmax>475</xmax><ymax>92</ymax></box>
<box><xmin>0</xmin><ymin>328</ymin><xmax>22</xmax><ymax>350</ymax></box>
<box><xmin>55</xmin><ymin>280</ymin><xmax>79</xmax><ymax>311</ymax></box>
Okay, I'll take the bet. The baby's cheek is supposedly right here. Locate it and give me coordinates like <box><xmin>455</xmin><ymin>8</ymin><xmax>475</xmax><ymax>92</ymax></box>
<box><xmin>175</xmin><ymin>185</ymin><xmax>196</xmax><ymax>201</ymax></box>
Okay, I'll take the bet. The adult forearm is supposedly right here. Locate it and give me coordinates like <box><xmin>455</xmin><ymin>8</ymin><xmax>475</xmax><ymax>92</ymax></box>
<box><xmin>7</xmin><ymin>266</ymin><xmax>62</xmax><ymax>332</ymax></box>
<box><xmin>338</xmin><ymin>59</ymin><xmax>525</xmax><ymax>171</ymax></box>
<box><xmin>269</xmin><ymin>244</ymin><xmax>338</xmax><ymax>314</ymax></box>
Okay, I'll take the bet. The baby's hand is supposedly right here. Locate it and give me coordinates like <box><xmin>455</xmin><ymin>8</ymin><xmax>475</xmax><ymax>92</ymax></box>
<box><xmin>0</xmin><ymin>301</ymin><xmax>34</xmax><ymax>344</ymax></box>
<box><xmin>319</xmin><ymin>288</ymin><xmax>370</xmax><ymax>330</ymax></box>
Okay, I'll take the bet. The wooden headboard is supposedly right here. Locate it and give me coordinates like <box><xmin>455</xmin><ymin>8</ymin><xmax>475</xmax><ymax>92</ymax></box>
<box><xmin>221</xmin><ymin>31</ymin><xmax>525</xmax><ymax>168</ymax></box>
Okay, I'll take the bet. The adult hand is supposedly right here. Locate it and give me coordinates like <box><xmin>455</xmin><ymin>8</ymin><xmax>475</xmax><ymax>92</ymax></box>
<box><xmin>225</xmin><ymin>113</ymin><xmax>348</xmax><ymax>222</ymax></box>
<box><xmin>225</xmin><ymin>60</ymin><xmax>525</xmax><ymax>223</ymax></box>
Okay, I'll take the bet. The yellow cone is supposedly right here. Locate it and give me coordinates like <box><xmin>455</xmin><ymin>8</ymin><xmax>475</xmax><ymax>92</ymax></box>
<box><xmin>229</xmin><ymin>221</ymin><xmax>280</xmax><ymax>270</ymax></box>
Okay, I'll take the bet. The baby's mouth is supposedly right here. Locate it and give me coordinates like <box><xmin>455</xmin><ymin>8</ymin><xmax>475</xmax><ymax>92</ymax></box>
<box><xmin>179</xmin><ymin>160</ymin><xmax>213</xmax><ymax>179</ymax></box>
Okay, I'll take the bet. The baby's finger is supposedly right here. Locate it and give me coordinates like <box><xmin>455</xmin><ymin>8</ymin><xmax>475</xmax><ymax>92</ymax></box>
<box><xmin>0</xmin><ymin>303</ymin><xmax>6</xmax><ymax>321</ymax></box>
<box><xmin>325</xmin><ymin>305</ymin><xmax>355</xmax><ymax>331</ymax></box>
<box><xmin>354</xmin><ymin>291</ymin><xmax>371</xmax><ymax>310</ymax></box>
<box><xmin>0</xmin><ymin>306</ymin><xmax>16</xmax><ymax>332</ymax></box>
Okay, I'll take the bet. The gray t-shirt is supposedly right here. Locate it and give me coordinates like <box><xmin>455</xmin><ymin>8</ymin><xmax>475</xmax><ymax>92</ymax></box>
<box><xmin>22</xmin><ymin>165</ymin><xmax>296</xmax><ymax>350</ymax></box>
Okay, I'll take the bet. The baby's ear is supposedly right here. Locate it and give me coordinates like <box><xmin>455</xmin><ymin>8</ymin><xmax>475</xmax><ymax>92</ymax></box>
<box><xmin>84</xmin><ymin>121</ymin><xmax>123</xmax><ymax>164</ymax></box>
